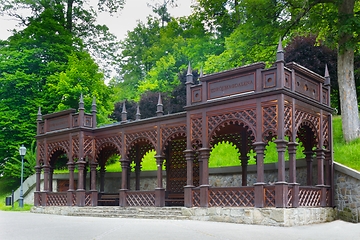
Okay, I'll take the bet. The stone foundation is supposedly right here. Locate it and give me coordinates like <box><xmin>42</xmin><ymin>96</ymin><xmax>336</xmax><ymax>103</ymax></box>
<box><xmin>31</xmin><ymin>206</ymin><xmax>335</xmax><ymax>227</ymax></box>
<box><xmin>182</xmin><ymin>207</ymin><xmax>336</xmax><ymax>227</ymax></box>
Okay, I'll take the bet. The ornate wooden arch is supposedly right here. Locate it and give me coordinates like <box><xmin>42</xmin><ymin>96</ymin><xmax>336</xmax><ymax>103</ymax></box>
<box><xmin>297</xmin><ymin>120</ymin><xmax>319</xmax><ymax>150</ymax></box>
<box><xmin>161</xmin><ymin>125</ymin><xmax>186</xmax><ymax>155</ymax></box>
<box><xmin>96</xmin><ymin>142</ymin><xmax>120</xmax><ymax>166</ymax></box>
<box><xmin>209</xmin><ymin>118</ymin><xmax>256</xmax><ymax>149</ymax></box>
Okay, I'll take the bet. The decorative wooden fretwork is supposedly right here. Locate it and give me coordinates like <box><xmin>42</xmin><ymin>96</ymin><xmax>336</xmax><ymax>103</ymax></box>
<box><xmin>72</xmin><ymin>137</ymin><xmax>79</xmax><ymax>159</ymax></box>
<box><xmin>126</xmin><ymin>130</ymin><xmax>157</xmax><ymax>153</ymax></box>
<box><xmin>284</xmin><ymin>105</ymin><xmax>292</xmax><ymax>134</ymax></box>
<box><xmin>326</xmin><ymin>188</ymin><xmax>330</xmax><ymax>206</ymax></box>
<box><xmin>161</xmin><ymin>124</ymin><xmax>186</xmax><ymax>151</ymax></box>
<box><xmin>208</xmin><ymin>109</ymin><xmax>256</xmax><ymax>136</ymax></box>
<box><xmin>287</xmin><ymin>187</ymin><xmax>293</xmax><ymax>207</ymax></box>
<box><xmin>264</xmin><ymin>186</ymin><xmax>276</xmax><ymax>207</ymax></box>
<box><xmin>209</xmin><ymin>122</ymin><xmax>255</xmax><ymax>152</ymax></box>
<box><xmin>192</xmin><ymin>188</ymin><xmax>200</xmax><ymax>207</ymax></box>
<box><xmin>85</xmin><ymin>193</ymin><xmax>91</xmax><ymax>206</ymax></box>
<box><xmin>295</xmin><ymin>109</ymin><xmax>320</xmax><ymax>140</ymax></box>
<box><xmin>46</xmin><ymin>193</ymin><xmax>67</xmax><ymax>206</ymax></box>
<box><xmin>167</xmin><ymin>139</ymin><xmax>187</xmax><ymax>193</ymax></box>
<box><xmin>191</xmin><ymin>117</ymin><xmax>202</xmax><ymax>147</ymax></box>
<box><xmin>38</xmin><ymin>141</ymin><xmax>45</xmax><ymax>162</ymax></box>
<box><xmin>208</xmin><ymin>187</ymin><xmax>255</xmax><ymax>207</ymax></box>
<box><xmin>126</xmin><ymin>191</ymin><xmax>155</xmax><ymax>206</ymax></box>
<box><xmin>322</xmin><ymin>116</ymin><xmax>329</xmax><ymax>149</ymax></box>
<box><xmin>48</xmin><ymin>140</ymin><xmax>70</xmax><ymax>158</ymax></box>
<box><xmin>128</xmin><ymin>140</ymin><xmax>154</xmax><ymax>171</ymax></box>
<box><xmin>96</xmin><ymin>135</ymin><xmax>122</xmax><ymax>153</ymax></box>
<box><xmin>83</xmin><ymin>137</ymin><xmax>94</xmax><ymax>160</ymax></box>
<box><xmin>297</xmin><ymin>121</ymin><xmax>318</xmax><ymax>149</ymax></box>
<box><xmin>193</xmin><ymin>153</ymin><xmax>200</xmax><ymax>187</ymax></box>
<box><xmin>298</xmin><ymin>187</ymin><xmax>321</xmax><ymax>206</ymax></box>
<box><xmin>72</xmin><ymin>193</ymin><xmax>76</xmax><ymax>206</ymax></box>
<box><xmin>38</xmin><ymin>194</ymin><xmax>42</xmax><ymax>206</ymax></box>
<box><xmin>262</xmin><ymin>105</ymin><xmax>277</xmax><ymax>133</ymax></box>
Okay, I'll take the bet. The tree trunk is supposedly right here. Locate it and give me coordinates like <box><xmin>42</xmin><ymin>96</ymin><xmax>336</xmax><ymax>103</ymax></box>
<box><xmin>337</xmin><ymin>49</ymin><xmax>359</xmax><ymax>142</ymax></box>
<box><xmin>337</xmin><ymin>0</ymin><xmax>359</xmax><ymax>142</ymax></box>
<box><xmin>66</xmin><ymin>0</ymin><xmax>74</xmax><ymax>32</ymax></box>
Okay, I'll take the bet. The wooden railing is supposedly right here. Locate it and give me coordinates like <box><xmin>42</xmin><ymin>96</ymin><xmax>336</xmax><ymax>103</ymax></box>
<box><xmin>46</xmin><ymin>192</ymin><xmax>67</xmax><ymax>206</ymax></box>
<box><xmin>209</xmin><ymin>187</ymin><xmax>255</xmax><ymax>207</ymax></box>
<box><xmin>126</xmin><ymin>191</ymin><xmax>156</xmax><ymax>207</ymax></box>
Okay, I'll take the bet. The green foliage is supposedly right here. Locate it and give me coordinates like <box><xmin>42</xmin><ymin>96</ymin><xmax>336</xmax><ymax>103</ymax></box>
<box><xmin>46</xmin><ymin>51</ymin><xmax>114</xmax><ymax>124</ymax></box>
<box><xmin>0</xmin><ymin>141</ymin><xmax>36</xmax><ymax>195</ymax></box>
<box><xmin>141</xmin><ymin>150</ymin><xmax>157</xmax><ymax>171</ymax></box>
<box><xmin>333</xmin><ymin>116</ymin><xmax>360</xmax><ymax>171</ymax></box>
<box><xmin>209</xmin><ymin>141</ymin><xmax>240</xmax><ymax>167</ymax></box>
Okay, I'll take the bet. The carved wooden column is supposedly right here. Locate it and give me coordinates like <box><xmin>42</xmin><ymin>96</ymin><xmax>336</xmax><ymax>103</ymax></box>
<box><xmin>67</xmin><ymin>161</ymin><xmax>75</xmax><ymax>206</ymax></box>
<box><xmin>41</xmin><ymin>164</ymin><xmax>50</xmax><ymax>206</ymax></box>
<box><xmin>135</xmin><ymin>145</ymin><xmax>141</xmax><ymax>190</ymax></box>
<box><xmin>325</xmin><ymin>150</ymin><xmax>332</xmax><ymax>186</ymax></box>
<box><xmin>90</xmin><ymin>162</ymin><xmax>98</xmax><ymax>206</ymax></box>
<box><xmin>274</xmin><ymin>139</ymin><xmax>288</xmax><ymax>207</ymax></box>
<box><xmin>76</xmin><ymin>159</ymin><xmax>86</xmax><ymax>207</ymax></box>
<box><xmin>253</xmin><ymin>142</ymin><xmax>266</xmax><ymax>207</ymax></box>
<box><xmin>184</xmin><ymin>149</ymin><xmax>194</xmax><ymax>207</ymax></box>
<box><xmin>288</xmin><ymin>142</ymin><xmax>299</xmax><ymax>207</ymax></box>
<box><xmin>99</xmin><ymin>166</ymin><xmax>106</xmax><ymax>193</ymax></box>
<box><xmin>49</xmin><ymin>167</ymin><xmax>54</xmax><ymax>192</ymax></box>
<box><xmin>155</xmin><ymin>155</ymin><xmax>165</xmax><ymax>207</ymax></box>
<box><xmin>119</xmin><ymin>158</ymin><xmax>129</xmax><ymax>207</ymax></box>
<box><xmin>305</xmin><ymin>151</ymin><xmax>314</xmax><ymax>186</ymax></box>
<box><xmin>199</xmin><ymin>148</ymin><xmax>210</xmax><ymax>207</ymax></box>
<box><xmin>316</xmin><ymin>148</ymin><xmax>327</xmax><ymax>206</ymax></box>
<box><xmin>34</xmin><ymin>165</ymin><xmax>42</xmax><ymax>206</ymax></box>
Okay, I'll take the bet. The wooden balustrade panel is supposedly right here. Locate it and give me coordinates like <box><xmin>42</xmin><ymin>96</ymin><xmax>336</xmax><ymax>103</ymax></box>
<box><xmin>264</xmin><ymin>186</ymin><xmax>276</xmax><ymax>207</ymax></box>
<box><xmin>46</xmin><ymin>193</ymin><xmax>67</xmax><ymax>206</ymax></box>
<box><xmin>299</xmin><ymin>187</ymin><xmax>321</xmax><ymax>207</ymax></box>
<box><xmin>192</xmin><ymin>189</ymin><xmax>200</xmax><ymax>207</ymax></box>
<box><xmin>126</xmin><ymin>191</ymin><xmax>155</xmax><ymax>206</ymax></box>
<box><xmin>208</xmin><ymin>187</ymin><xmax>255</xmax><ymax>207</ymax></box>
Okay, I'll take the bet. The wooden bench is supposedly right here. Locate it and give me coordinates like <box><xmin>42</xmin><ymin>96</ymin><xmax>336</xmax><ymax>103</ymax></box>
<box><xmin>98</xmin><ymin>194</ymin><xmax>119</xmax><ymax>206</ymax></box>
<box><xmin>165</xmin><ymin>193</ymin><xmax>184</xmax><ymax>206</ymax></box>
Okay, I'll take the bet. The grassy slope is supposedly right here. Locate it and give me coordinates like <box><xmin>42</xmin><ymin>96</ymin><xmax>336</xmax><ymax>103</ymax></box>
<box><xmin>333</xmin><ymin>116</ymin><xmax>360</xmax><ymax>170</ymax></box>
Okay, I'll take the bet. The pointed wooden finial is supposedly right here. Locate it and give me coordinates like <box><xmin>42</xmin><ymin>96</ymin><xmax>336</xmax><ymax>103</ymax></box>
<box><xmin>186</xmin><ymin>62</ymin><xmax>193</xmax><ymax>85</ymax></box>
<box><xmin>135</xmin><ymin>104</ymin><xmax>141</xmax><ymax>120</ymax></box>
<box><xmin>37</xmin><ymin>107</ymin><xmax>42</xmax><ymax>121</ymax></box>
<box><xmin>79</xmin><ymin>93</ymin><xmax>84</xmax><ymax>110</ymax></box>
<box><xmin>199</xmin><ymin>67</ymin><xmax>203</xmax><ymax>85</ymax></box>
<box><xmin>156</xmin><ymin>93</ymin><xmax>164</xmax><ymax>116</ymax></box>
<box><xmin>92</xmin><ymin>97</ymin><xmax>97</xmax><ymax>113</ymax></box>
<box><xmin>187</xmin><ymin>62</ymin><xmax>192</xmax><ymax>76</ymax></box>
<box><xmin>324</xmin><ymin>64</ymin><xmax>330</xmax><ymax>86</ymax></box>
<box><xmin>121</xmin><ymin>101</ymin><xmax>127</xmax><ymax>123</ymax></box>
<box><xmin>276</xmin><ymin>37</ymin><xmax>284</xmax><ymax>62</ymax></box>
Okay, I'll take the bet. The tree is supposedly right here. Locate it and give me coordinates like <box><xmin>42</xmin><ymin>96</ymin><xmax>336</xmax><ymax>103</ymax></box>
<box><xmin>284</xmin><ymin>35</ymin><xmax>339</xmax><ymax>111</ymax></box>
<box><xmin>200</xmin><ymin>0</ymin><xmax>360</xmax><ymax>142</ymax></box>
<box><xmin>0</xmin><ymin>0</ymin><xmax>125</xmax><ymax>75</ymax></box>
<box><xmin>46</xmin><ymin>51</ymin><xmax>114</xmax><ymax>124</ymax></box>
<box><xmin>2</xmin><ymin>141</ymin><xmax>37</xmax><ymax>186</ymax></box>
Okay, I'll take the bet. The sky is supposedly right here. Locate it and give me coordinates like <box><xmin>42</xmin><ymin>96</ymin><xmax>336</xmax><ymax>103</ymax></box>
<box><xmin>0</xmin><ymin>0</ymin><xmax>194</xmax><ymax>41</ymax></box>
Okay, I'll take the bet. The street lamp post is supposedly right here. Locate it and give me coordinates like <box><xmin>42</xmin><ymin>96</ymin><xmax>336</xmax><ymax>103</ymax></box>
<box><xmin>19</xmin><ymin>144</ymin><xmax>26</xmax><ymax>208</ymax></box>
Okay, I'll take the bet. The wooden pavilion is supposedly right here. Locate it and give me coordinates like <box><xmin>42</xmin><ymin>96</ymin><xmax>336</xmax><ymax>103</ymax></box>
<box><xmin>34</xmin><ymin>41</ymin><xmax>334</xmax><ymax>208</ymax></box>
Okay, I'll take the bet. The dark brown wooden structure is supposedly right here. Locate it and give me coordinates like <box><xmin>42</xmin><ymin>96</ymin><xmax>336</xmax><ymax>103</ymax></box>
<box><xmin>34</xmin><ymin>41</ymin><xmax>334</xmax><ymax>208</ymax></box>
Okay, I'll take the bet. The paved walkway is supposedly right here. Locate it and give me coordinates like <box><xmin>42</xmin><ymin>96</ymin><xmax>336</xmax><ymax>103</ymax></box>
<box><xmin>1</xmin><ymin>211</ymin><xmax>359</xmax><ymax>240</ymax></box>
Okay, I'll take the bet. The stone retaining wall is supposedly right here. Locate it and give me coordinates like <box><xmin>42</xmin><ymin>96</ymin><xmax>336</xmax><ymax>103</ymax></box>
<box><xmin>334</xmin><ymin>163</ymin><xmax>360</xmax><ymax>222</ymax></box>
